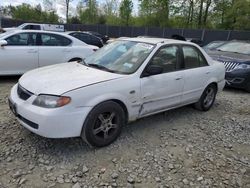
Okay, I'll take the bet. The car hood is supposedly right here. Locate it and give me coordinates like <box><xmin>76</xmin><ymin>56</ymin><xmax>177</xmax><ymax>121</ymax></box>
<box><xmin>207</xmin><ymin>50</ymin><xmax>250</xmax><ymax>64</ymax></box>
<box><xmin>19</xmin><ymin>62</ymin><xmax>124</xmax><ymax>95</ymax></box>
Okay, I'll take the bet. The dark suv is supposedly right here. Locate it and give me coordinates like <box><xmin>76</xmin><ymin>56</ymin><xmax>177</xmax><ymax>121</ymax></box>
<box><xmin>207</xmin><ymin>40</ymin><xmax>250</xmax><ymax>92</ymax></box>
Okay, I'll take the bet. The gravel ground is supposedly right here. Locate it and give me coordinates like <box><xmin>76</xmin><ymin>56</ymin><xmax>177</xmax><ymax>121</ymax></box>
<box><xmin>0</xmin><ymin>77</ymin><xmax>250</xmax><ymax>188</ymax></box>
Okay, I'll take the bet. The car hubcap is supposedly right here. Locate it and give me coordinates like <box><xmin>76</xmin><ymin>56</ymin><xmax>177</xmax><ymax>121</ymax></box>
<box><xmin>93</xmin><ymin>112</ymin><xmax>118</xmax><ymax>140</ymax></box>
<box><xmin>203</xmin><ymin>88</ymin><xmax>215</xmax><ymax>108</ymax></box>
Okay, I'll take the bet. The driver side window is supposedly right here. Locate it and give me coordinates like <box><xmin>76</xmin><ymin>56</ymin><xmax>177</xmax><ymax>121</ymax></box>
<box><xmin>149</xmin><ymin>45</ymin><xmax>179</xmax><ymax>74</ymax></box>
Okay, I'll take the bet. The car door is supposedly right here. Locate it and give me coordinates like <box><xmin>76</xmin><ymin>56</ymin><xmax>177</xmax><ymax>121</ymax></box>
<box><xmin>181</xmin><ymin>45</ymin><xmax>212</xmax><ymax>104</ymax></box>
<box><xmin>139</xmin><ymin>45</ymin><xmax>185</xmax><ymax>117</ymax></box>
<box><xmin>0</xmin><ymin>32</ymin><xmax>38</xmax><ymax>75</ymax></box>
<box><xmin>38</xmin><ymin>33</ymin><xmax>72</xmax><ymax>67</ymax></box>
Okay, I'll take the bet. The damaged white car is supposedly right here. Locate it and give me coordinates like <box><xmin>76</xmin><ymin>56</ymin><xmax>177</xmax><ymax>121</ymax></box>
<box><xmin>9</xmin><ymin>38</ymin><xmax>225</xmax><ymax>147</ymax></box>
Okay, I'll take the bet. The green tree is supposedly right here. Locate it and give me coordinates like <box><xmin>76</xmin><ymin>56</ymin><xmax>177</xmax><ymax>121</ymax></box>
<box><xmin>78</xmin><ymin>0</ymin><xmax>98</xmax><ymax>24</ymax></box>
<box><xmin>119</xmin><ymin>0</ymin><xmax>133</xmax><ymax>26</ymax></box>
<box><xmin>226</xmin><ymin>0</ymin><xmax>250</xmax><ymax>30</ymax></box>
<box><xmin>138</xmin><ymin>0</ymin><xmax>169</xmax><ymax>27</ymax></box>
<box><xmin>10</xmin><ymin>3</ymin><xmax>59</xmax><ymax>23</ymax></box>
<box><xmin>102</xmin><ymin>0</ymin><xmax>120</xmax><ymax>25</ymax></box>
<box><xmin>65</xmin><ymin>0</ymin><xmax>73</xmax><ymax>23</ymax></box>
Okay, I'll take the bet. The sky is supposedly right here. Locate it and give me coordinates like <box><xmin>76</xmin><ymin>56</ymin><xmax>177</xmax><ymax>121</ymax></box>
<box><xmin>1</xmin><ymin>0</ymin><xmax>139</xmax><ymax>19</ymax></box>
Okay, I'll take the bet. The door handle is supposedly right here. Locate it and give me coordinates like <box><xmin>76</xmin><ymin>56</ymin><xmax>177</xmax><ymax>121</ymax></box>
<box><xmin>27</xmin><ymin>49</ymin><xmax>37</xmax><ymax>53</ymax></box>
<box><xmin>206</xmin><ymin>71</ymin><xmax>211</xmax><ymax>74</ymax></box>
<box><xmin>175</xmin><ymin>77</ymin><xmax>182</xmax><ymax>80</ymax></box>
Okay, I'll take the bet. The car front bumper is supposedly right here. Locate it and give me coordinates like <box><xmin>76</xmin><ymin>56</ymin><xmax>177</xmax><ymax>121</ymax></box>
<box><xmin>225</xmin><ymin>69</ymin><xmax>250</xmax><ymax>90</ymax></box>
<box><xmin>9</xmin><ymin>84</ymin><xmax>92</xmax><ymax>138</ymax></box>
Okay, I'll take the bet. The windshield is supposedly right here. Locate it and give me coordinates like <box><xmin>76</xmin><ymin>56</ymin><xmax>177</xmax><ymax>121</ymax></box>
<box><xmin>84</xmin><ymin>40</ymin><xmax>155</xmax><ymax>74</ymax></box>
<box><xmin>217</xmin><ymin>41</ymin><xmax>250</xmax><ymax>55</ymax></box>
<box><xmin>205</xmin><ymin>41</ymin><xmax>225</xmax><ymax>49</ymax></box>
<box><xmin>17</xmin><ymin>23</ymin><xmax>27</xmax><ymax>29</ymax></box>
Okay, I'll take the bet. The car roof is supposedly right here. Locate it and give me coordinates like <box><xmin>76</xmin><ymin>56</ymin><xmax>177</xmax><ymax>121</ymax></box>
<box><xmin>65</xmin><ymin>31</ymin><xmax>102</xmax><ymax>39</ymax></box>
<box><xmin>8</xmin><ymin>30</ymin><xmax>65</xmax><ymax>35</ymax></box>
<box><xmin>2</xmin><ymin>29</ymin><xmax>88</xmax><ymax>46</ymax></box>
<box><xmin>22</xmin><ymin>23</ymin><xmax>41</xmax><ymax>25</ymax></box>
<box><xmin>120</xmin><ymin>37</ymin><xmax>196</xmax><ymax>45</ymax></box>
<box><xmin>65</xmin><ymin>31</ymin><xmax>93</xmax><ymax>35</ymax></box>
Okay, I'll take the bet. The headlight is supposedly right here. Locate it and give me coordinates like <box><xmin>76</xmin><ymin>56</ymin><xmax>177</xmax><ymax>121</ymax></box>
<box><xmin>33</xmin><ymin>95</ymin><xmax>71</xmax><ymax>108</ymax></box>
<box><xmin>235</xmin><ymin>64</ymin><xmax>250</xmax><ymax>70</ymax></box>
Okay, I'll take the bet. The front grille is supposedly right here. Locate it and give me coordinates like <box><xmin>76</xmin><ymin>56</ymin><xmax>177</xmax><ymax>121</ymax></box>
<box><xmin>222</xmin><ymin>62</ymin><xmax>239</xmax><ymax>72</ymax></box>
<box><xmin>17</xmin><ymin>84</ymin><xmax>33</xmax><ymax>101</ymax></box>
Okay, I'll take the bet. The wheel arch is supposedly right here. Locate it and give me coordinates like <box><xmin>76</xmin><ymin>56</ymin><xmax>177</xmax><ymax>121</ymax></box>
<box><xmin>87</xmin><ymin>99</ymin><xmax>129</xmax><ymax>124</ymax></box>
<box><xmin>205</xmin><ymin>77</ymin><xmax>219</xmax><ymax>92</ymax></box>
<box><xmin>208</xmin><ymin>82</ymin><xmax>218</xmax><ymax>92</ymax></box>
<box><xmin>109</xmin><ymin>99</ymin><xmax>129</xmax><ymax>124</ymax></box>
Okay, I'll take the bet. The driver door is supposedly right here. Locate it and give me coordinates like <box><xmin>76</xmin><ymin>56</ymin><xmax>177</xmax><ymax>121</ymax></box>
<box><xmin>0</xmin><ymin>33</ymin><xmax>38</xmax><ymax>75</ymax></box>
<box><xmin>139</xmin><ymin>45</ymin><xmax>184</xmax><ymax>117</ymax></box>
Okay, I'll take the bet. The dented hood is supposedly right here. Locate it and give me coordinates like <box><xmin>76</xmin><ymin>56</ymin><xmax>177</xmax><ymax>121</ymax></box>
<box><xmin>19</xmin><ymin>62</ymin><xmax>124</xmax><ymax>95</ymax></box>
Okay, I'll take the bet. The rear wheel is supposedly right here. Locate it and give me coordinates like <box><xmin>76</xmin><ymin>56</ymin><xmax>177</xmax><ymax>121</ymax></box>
<box><xmin>81</xmin><ymin>101</ymin><xmax>125</xmax><ymax>147</ymax></box>
<box><xmin>194</xmin><ymin>84</ymin><xmax>217</xmax><ymax>111</ymax></box>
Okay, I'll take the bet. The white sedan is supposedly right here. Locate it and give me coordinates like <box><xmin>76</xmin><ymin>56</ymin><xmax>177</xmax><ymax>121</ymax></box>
<box><xmin>0</xmin><ymin>30</ymin><xmax>98</xmax><ymax>75</ymax></box>
<box><xmin>9</xmin><ymin>38</ymin><xmax>225</xmax><ymax>147</ymax></box>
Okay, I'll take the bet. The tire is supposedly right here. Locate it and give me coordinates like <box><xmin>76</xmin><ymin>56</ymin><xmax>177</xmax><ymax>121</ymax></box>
<box><xmin>81</xmin><ymin>101</ymin><xmax>125</xmax><ymax>147</ymax></box>
<box><xmin>194</xmin><ymin>84</ymin><xmax>217</xmax><ymax>111</ymax></box>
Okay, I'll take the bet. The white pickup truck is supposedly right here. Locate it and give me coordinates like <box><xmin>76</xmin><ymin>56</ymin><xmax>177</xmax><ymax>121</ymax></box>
<box><xmin>3</xmin><ymin>23</ymin><xmax>65</xmax><ymax>32</ymax></box>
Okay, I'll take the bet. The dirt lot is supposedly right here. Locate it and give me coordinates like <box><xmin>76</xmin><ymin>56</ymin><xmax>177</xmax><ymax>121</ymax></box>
<box><xmin>0</xmin><ymin>77</ymin><xmax>250</xmax><ymax>188</ymax></box>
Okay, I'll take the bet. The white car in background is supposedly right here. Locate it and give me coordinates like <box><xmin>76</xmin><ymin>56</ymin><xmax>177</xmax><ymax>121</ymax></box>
<box><xmin>0</xmin><ymin>30</ymin><xmax>98</xmax><ymax>75</ymax></box>
<box><xmin>9</xmin><ymin>38</ymin><xmax>225</xmax><ymax>147</ymax></box>
<box><xmin>2</xmin><ymin>23</ymin><xmax>65</xmax><ymax>32</ymax></box>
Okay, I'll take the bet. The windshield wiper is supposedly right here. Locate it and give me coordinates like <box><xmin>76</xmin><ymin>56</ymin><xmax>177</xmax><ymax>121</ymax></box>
<box><xmin>81</xmin><ymin>59</ymin><xmax>89</xmax><ymax>66</ymax></box>
<box><xmin>88</xmin><ymin>63</ymin><xmax>116</xmax><ymax>73</ymax></box>
<box><xmin>216</xmin><ymin>49</ymin><xmax>225</xmax><ymax>52</ymax></box>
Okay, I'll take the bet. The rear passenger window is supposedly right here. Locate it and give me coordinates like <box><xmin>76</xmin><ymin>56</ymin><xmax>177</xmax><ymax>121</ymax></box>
<box><xmin>80</xmin><ymin>33</ymin><xmax>90</xmax><ymax>41</ymax></box>
<box><xmin>41</xmin><ymin>33</ymin><xmax>71</xmax><ymax>46</ymax></box>
<box><xmin>183</xmin><ymin>46</ymin><xmax>208</xmax><ymax>69</ymax></box>
<box><xmin>70</xmin><ymin>33</ymin><xmax>80</xmax><ymax>39</ymax></box>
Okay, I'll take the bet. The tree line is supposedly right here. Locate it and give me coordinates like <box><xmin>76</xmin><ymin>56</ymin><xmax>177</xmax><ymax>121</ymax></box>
<box><xmin>1</xmin><ymin>0</ymin><xmax>250</xmax><ymax>30</ymax></box>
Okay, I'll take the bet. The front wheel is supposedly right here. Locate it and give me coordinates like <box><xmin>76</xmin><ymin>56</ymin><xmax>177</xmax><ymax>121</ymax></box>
<box><xmin>194</xmin><ymin>84</ymin><xmax>217</xmax><ymax>111</ymax></box>
<box><xmin>81</xmin><ymin>101</ymin><xmax>125</xmax><ymax>147</ymax></box>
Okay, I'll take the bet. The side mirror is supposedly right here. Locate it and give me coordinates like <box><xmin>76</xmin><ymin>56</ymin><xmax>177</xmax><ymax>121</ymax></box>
<box><xmin>142</xmin><ymin>65</ymin><xmax>163</xmax><ymax>77</ymax></box>
<box><xmin>0</xmin><ymin>40</ymin><xmax>7</xmax><ymax>47</ymax></box>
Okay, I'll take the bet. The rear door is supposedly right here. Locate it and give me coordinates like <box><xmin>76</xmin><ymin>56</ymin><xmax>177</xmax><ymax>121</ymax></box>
<box><xmin>0</xmin><ymin>32</ymin><xmax>38</xmax><ymax>75</ymax></box>
<box><xmin>37</xmin><ymin>33</ymin><xmax>72</xmax><ymax>67</ymax></box>
<box><xmin>181</xmin><ymin>45</ymin><xmax>212</xmax><ymax>103</ymax></box>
